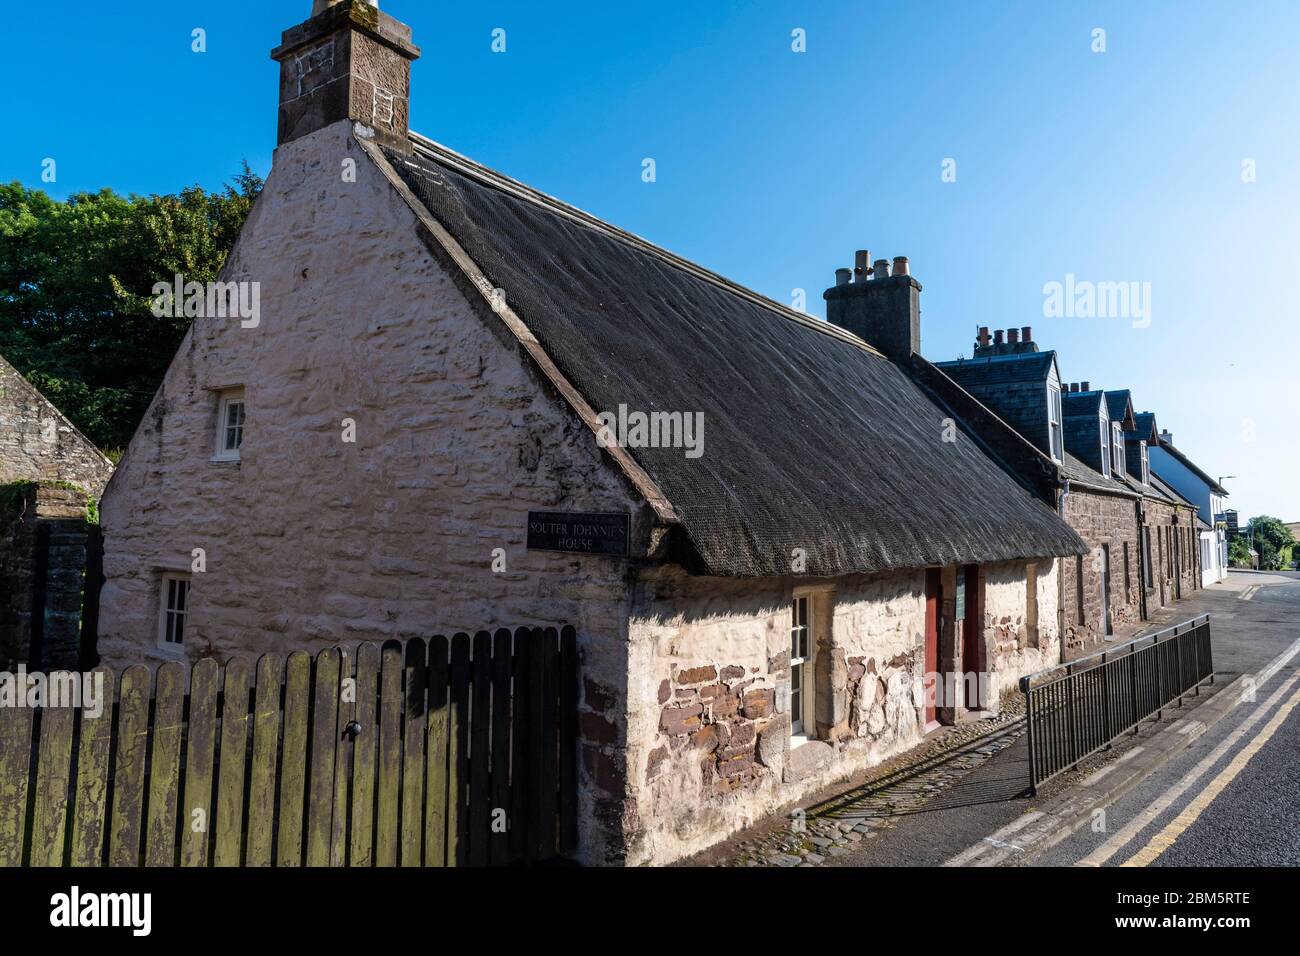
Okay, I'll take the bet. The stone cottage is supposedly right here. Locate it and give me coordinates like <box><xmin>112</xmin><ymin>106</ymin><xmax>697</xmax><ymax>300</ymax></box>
<box><xmin>95</xmin><ymin>0</ymin><xmax>1086</xmax><ymax>864</ymax></box>
<box><xmin>0</xmin><ymin>354</ymin><xmax>114</xmax><ymax>669</ymax></box>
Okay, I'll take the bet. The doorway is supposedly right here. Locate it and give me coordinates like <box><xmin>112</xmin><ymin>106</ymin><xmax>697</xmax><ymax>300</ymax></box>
<box><xmin>960</xmin><ymin>565</ymin><xmax>984</xmax><ymax>710</ymax></box>
<box><xmin>1100</xmin><ymin>544</ymin><xmax>1114</xmax><ymax>637</ymax></box>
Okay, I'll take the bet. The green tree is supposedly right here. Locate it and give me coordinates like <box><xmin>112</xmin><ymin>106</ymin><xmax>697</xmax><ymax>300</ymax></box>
<box><xmin>1247</xmin><ymin>515</ymin><xmax>1295</xmax><ymax>571</ymax></box>
<box><xmin>1228</xmin><ymin>537</ymin><xmax>1253</xmax><ymax>568</ymax></box>
<box><xmin>0</xmin><ymin>165</ymin><xmax>262</xmax><ymax>452</ymax></box>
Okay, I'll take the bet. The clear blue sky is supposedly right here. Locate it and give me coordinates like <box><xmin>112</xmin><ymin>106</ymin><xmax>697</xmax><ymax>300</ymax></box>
<box><xmin>3</xmin><ymin>1</ymin><xmax>1296</xmax><ymax>520</ymax></box>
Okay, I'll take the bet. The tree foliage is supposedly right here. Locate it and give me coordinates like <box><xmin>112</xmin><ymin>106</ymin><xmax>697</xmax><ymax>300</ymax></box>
<box><xmin>0</xmin><ymin>166</ymin><xmax>262</xmax><ymax>452</ymax></box>
<box><xmin>1247</xmin><ymin>515</ymin><xmax>1294</xmax><ymax>571</ymax></box>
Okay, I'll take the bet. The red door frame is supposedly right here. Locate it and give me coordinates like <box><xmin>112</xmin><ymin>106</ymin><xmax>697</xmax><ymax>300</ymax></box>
<box><xmin>924</xmin><ymin>568</ymin><xmax>940</xmax><ymax>726</ymax></box>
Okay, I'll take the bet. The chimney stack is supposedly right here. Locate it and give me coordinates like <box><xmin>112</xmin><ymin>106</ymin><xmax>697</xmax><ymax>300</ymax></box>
<box><xmin>824</xmin><ymin>249</ymin><xmax>922</xmax><ymax>362</ymax></box>
<box><xmin>271</xmin><ymin>0</ymin><xmax>421</xmax><ymax>153</ymax></box>
<box><xmin>1159</xmin><ymin>429</ymin><xmax>1172</xmax><ymax>445</ymax></box>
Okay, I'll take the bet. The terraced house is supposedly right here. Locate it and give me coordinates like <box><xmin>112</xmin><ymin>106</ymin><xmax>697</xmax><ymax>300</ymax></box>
<box><xmin>93</xmin><ymin>0</ymin><xmax>1088</xmax><ymax>864</ymax></box>
<box><xmin>936</xmin><ymin>334</ymin><xmax>1200</xmax><ymax>657</ymax></box>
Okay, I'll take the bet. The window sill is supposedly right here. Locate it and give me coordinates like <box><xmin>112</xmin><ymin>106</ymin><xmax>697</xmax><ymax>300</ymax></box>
<box><xmin>789</xmin><ymin>733</ymin><xmax>813</xmax><ymax>750</ymax></box>
<box><xmin>153</xmin><ymin>643</ymin><xmax>187</xmax><ymax>661</ymax></box>
<box><xmin>208</xmin><ymin>456</ymin><xmax>241</xmax><ymax>465</ymax></box>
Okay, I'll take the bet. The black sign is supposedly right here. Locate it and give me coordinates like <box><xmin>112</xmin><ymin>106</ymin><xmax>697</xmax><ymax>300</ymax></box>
<box><xmin>527</xmin><ymin>512</ymin><xmax>629</xmax><ymax>557</ymax></box>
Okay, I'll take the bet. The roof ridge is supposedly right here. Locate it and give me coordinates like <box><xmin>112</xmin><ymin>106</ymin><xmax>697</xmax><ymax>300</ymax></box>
<box><xmin>406</xmin><ymin>132</ymin><xmax>887</xmax><ymax>360</ymax></box>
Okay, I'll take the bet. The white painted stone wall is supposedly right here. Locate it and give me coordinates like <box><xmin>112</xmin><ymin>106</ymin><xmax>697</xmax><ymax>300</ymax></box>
<box><xmin>96</xmin><ymin>120</ymin><xmax>643</xmax><ymax>864</ymax></box>
<box><xmin>984</xmin><ymin>558</ymin><xmax>1061</xmax><ymax>699</ymax></box>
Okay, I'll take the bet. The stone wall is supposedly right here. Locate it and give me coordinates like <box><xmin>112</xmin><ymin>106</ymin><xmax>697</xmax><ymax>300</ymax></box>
<box><xmin>0</xmin><ymin>483</ymin><xmax>93</xmax><ymax>670</ymax></box>
<box><xmin>1143</xmin><ymin>500</ymin><xmax>1200</xmax><ymax>613</ymax></box>
<box><xmin>621</xmin><ymin>558</ymin><xmax>1056</xmax><ymax>865</ymax></box>
<box><xmin>0</xmin><ymin>355</ymin><xmax>114</xmax><ymax>497</ymax></box>
<box><xmin>1061</xmin><ymin>489</ymin><xmax>1142</xmax><ymax>652</ymax></box>
<box><xmin>96</xmin><ymin>120</ymin><xmax>646</xmax><ymax>865</ymax></box>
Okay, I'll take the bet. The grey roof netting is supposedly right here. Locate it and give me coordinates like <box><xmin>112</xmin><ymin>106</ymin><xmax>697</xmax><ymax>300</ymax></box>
<box><xmin>385</xmin><ymin>143</ymin><xmax>1085</xmax><ymax>576</ymax></box>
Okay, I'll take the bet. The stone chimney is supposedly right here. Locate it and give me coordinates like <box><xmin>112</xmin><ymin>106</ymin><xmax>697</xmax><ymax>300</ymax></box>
<box><xmin>271</xmin><ymin>0</ymin><xmax>421</xmax><ymax>153</ymax></box>
<box><xmin>1159</xmin><ymin>428</ymin><xmax>1172</xmax><ymax>445</ymax></box>
<box><xmin>973</xmin><ymin>327</ymin><xmax>1043</xmax><ymax>357</ymax></box>
<box><xmin>824</xmin><ymin>250</ymin><xmax>921</xmax><ymax>361</ymax></box>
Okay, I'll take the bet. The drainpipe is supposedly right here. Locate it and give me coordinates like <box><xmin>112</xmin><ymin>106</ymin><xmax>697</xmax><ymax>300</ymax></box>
<box><xmin>1057</xmin><ymin>480</ymin><xmax>1071</xmax><ymax>660</ymax></box>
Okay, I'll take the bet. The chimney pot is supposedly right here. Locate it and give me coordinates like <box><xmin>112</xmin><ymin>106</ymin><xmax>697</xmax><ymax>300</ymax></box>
<box><xmin>824</xmin><ymin>250</ymin><xmax>921</xmax><ymax>361</ymax></box>
<box><xmin>854</xmin><ymin>250</ymin><xmax>871</xmax><ymax>281</ymax></box>
<box><xmin>977</xmin><ymin>326</ymin><xmax>991</xmax><ymax>349</ymax></box>
<box><xmin>1007</xmin><ymin>328</ymin><xmax>1020</xmax><ymax>344</ymax></box>
<box><xmin>993</xmin><ymin>329</ymin><xmax>1004</xmax><ymax>345</ymax></box>
<box><xmin>892</xmin><ymin>256</ymin><xmax>910</xmax><ymax>277</ymax></box>
<box><xmin>1081</xmin><ymin>381</ymin><xmax>1091</xmax><ymax>391</ymax></box>
<box><xmin>1021</xmin><ymin>326</ymin><xmax>1032</xmax><ymax>343</ymax></box>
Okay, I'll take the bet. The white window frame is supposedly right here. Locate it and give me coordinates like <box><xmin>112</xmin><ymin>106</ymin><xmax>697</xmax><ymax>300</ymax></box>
<box><xmin>157</xmin><ymin>573</ymin><xmax>191</xmax><ymax>649</ymax></box>
<box><xmin>1047</xmin><ymin>384</ymin><xmax>1064</xmax><ymax>463</ymax></box>
<box><xmin>1139</xmin><ymin>441</ymin><xmax>1150</xmax><ymax>486</ymax></box>
<box><xmin>1099</xmin><ymin>414</ymin><xmax>1112</xmax><ymax>478</ymax></box>
<box><xmin>789</xmin><ymin>594</ymin><xmax>816</xmax><ymax>743</ymax></box>
<box><xmin>213</xmin><ymin>388</ymin><xmax>246</xmax><ymax>462</ymax></box>
<box><xmin>1111</xmin><ymin>422</ymin><xmax>1125</xmax><ymax>475</ymax></box>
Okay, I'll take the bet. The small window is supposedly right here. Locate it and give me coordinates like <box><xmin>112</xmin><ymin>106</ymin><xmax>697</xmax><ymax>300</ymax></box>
<box><xmin>790</xmin><ymin>595</ymin><xmax>815</xmax><ymax>740</ymax></box>
<box><xmin>158</xmin><ymin>574</ymin><xmax>191</xmax><ymax>647</ymax></box>
<box><xmin>214</xmin><ymin>388</ymin><xmax>245</xmax><ymax>461</ymax></box>
<box><xmin>1139</xmin><ymin>441</ymin><xmax>1150</xmax><ymax>486</ymax></box>
<box><xmin>1111</xmin><ymin>423</ymin><xmax>1125</xmax><ymax>475</ymax></box>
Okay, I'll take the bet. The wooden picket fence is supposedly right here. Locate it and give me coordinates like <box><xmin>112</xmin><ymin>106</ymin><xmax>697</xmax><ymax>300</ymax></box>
<box><xmin>0</xmin><ymin>626</ymin><xmax>579</xmax><ymax>867</ymax></box>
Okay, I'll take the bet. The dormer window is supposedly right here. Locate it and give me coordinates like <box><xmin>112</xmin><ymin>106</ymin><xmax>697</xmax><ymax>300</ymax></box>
<box><xmin>1111</xmin><ymin>422</ymin><xmax>1125</xmax><ymax>474</ymax></box>
<box><xmin>1047</xmin><ymin>384</ymin><xmax>1063</xmax><ymax>462</ymax></box>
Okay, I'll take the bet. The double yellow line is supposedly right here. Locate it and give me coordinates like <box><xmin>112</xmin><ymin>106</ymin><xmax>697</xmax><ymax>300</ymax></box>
<box><xmin>1119</xmin><ymin>677</ymin><xmax>1300</xmax><ymax>866</ymax></box>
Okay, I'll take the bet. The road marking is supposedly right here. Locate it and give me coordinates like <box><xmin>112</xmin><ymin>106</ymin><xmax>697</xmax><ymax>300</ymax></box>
<box><xmin>1118</xmin><ymin>677</ymin><xmax>1300</xmax><ymax>867</ymax></box>
<box><xmin>1238</xmin><ymin>585</ymin><xmax>1259</xmax><ymax>601</ymax></box>
<box><xmin>1076</xmin><ymin>666</ymin><xmax>1300</xmax><ymax>867</ymax></box>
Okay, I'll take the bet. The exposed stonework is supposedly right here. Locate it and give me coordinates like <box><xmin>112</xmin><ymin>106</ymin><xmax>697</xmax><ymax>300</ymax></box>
<box><xmin>1061</xmin><ymin>489</ymin><xmax>1142</xmax><ymax>652</ymax></box>
<box><xmin>0</xmin><ymin>354</ymin><xmax>114</xmax><ymax>497</ymax></box>
<box><xmin>0</xmin><ymin>484</ymin><xmax>94</xmax><ymax>670</ymax></box>
<box><xmin>622</xmin><ymin>558</ymin><xmax>1058</xmax><ymax>865</ymax></box>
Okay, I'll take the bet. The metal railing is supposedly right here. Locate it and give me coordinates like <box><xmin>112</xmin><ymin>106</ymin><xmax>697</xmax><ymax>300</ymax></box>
<box><xmin>1020</xmin><ymin>614</ymin><xmax>1214</xmax><ymax>793</ymax></box>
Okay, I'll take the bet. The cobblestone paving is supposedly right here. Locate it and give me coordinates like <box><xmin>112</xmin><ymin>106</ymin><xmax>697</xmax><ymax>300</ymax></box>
<box><xmin>711</xmin><ymin>697</ymin><xmax>1028</xmax><ymax>867</ymax></box>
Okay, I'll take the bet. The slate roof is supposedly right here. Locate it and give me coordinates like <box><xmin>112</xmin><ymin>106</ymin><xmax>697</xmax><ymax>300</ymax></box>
<box><xmin>1060</xmin><ymin>453</ymin><xmax>1138</xmax><ymax>498</ymax></box>
<box><xmin>381</xmin><ymin>137</ymin><xmax>1086</xmax><ymax>577</ymax></box>
<box><xmin>935</xmin><ymin>351</ymin><xmax>1057</xmax><ymax>387</ymax></box>
<box><xmin>1104</xmin><ymin>390</ymin><xmax>1135</xmax><ymax>428</ymax></box>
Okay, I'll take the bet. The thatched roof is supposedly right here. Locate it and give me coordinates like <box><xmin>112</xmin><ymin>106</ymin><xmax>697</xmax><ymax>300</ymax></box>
<box><xmin>381</xmin><ymin>138</ymin><xmax>1085</xmax><ymax>576</ymax></box>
